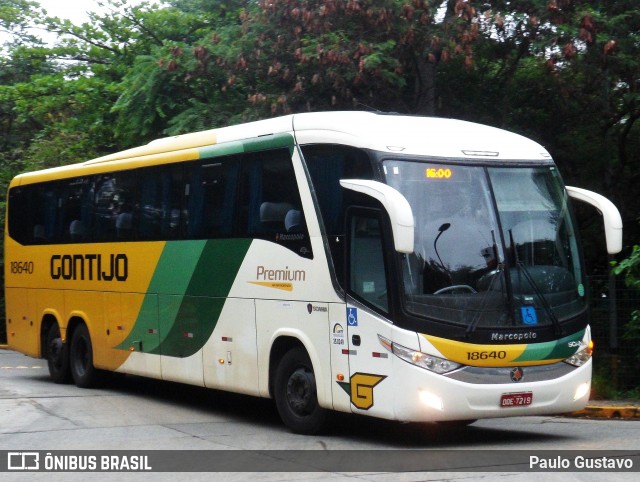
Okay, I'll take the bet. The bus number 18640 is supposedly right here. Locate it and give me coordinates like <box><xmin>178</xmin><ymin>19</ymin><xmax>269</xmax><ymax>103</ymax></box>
<box><xmin>467</xmin><ymin>350</ymin><xmax>507</xmax><ymax>361</ymax></box>
<box><xmin>10</xmin><ymin>261</ymin><xmax>34</xmax><ymax>274</ymax></box>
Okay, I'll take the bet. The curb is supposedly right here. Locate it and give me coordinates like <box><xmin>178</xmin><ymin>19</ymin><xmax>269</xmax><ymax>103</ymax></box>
<box><xmin>570</xmin><ymin>405</ymin><xmax>640</xmax><ymax>420</ymax></box>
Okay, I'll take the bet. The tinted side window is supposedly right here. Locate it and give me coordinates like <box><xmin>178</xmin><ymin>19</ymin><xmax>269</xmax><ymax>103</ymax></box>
<box><xmin>302</xmin><ymin>145</ymin><xmax>373</xmax><ymax>236</ymax></box>
<box><xmin>139</xmin><ymin>165</ymin><xmax>184</xmax><ymax>240</ymax></box>
<box><xmin>93</xmin><ymin>172</ymin><xmax>138</xmax><ymax>241</ymax></box>
<box><xmin>301</xmin><ymin>145</ymin><xmax>374</xmax><ymax>283</ymax></box>
<box><xmin>239</xmin><ymin>148</ymin><xmax>312</xmax><ymax>258</ymax></box>
<box><xmin>186</xmin><ymin>157</ymin><xmax>239</xmax><ymax>239</ymax></box>
<box><xmin>7</xmin><ymin>147</ymin><xmax>310</xmax><ymax>255</ymax></box>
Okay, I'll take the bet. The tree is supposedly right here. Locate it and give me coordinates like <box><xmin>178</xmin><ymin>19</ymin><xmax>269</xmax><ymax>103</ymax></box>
<box><xmin>241</xmin><ymin>0</ymin><xmax>484</xmax><ymax>116</ymax></box>
<box><xmin>111</xmin><ymin>1</ymin><xmax>253</xmax><ymax>142</ymax></box>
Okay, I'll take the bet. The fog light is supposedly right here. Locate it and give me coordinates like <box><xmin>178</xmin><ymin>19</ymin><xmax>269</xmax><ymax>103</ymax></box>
<box><xmin>419</xmin><ymin>390</ymin><xmax>444</xmax><ymax>411</ymax></box>
<box><xmin>573</xmin><ymin>382</ymin><xmax>590</xmax><ymax>401</ymax></box>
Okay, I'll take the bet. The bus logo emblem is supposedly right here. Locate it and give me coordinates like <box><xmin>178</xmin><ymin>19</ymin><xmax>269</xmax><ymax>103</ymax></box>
<box><xmin>337</xmin><ymin>373</ymin><xmax>386</xmax><ymax>410</ymax></box>
<box><xmin>510</xmin><ymin>367</ymin><xmax>524</xmax><ymax>382</ymax></box>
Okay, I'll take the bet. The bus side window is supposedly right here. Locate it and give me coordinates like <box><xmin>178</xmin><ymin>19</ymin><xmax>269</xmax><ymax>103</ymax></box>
<box><xmin>239</xmin><ymin>149</ymin><xmax>312</xmax><ymax>258</ymax></box>
<box><xmin>186</xmin><ymin>157</ymin><xmax>239</xmax><ymax>239</ymax></box>
<box><xmin>139</xmin><ymin>165</ymin><xmax>184</xmax><ymax>240</ymax></box>
<box><xmin>301</xmin><ymin>144</ymin><xmax>374</xmax><ymax>286</ymax></box>
<box><xmin>8</xmin><ymin>187</ymin><xmax>33</xmax><ymax>244</ymax></box>
<box><xmin>61</xmin><ymin>177</ymin><xmax>93</xmax><ymax>243</ymax></box>
<box><xmin>93</xmin><ymin>173</ymin><xmax>139</xmax><ymax>241</ymax></box>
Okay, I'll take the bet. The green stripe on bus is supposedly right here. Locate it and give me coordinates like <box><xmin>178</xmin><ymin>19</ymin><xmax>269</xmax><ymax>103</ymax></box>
<box><xmin>198</xmin><ymin>141</ymin><xmax>245</xmax><ymax>160</ymax></box>
<box><xmin>513</xmin><ymin>329</ymin><xmax>585</xmax><ymax>362</ymax></box>
<box><xmin>241</xmin><ymin>133</ymin><xmax>294</xmax><ymax>153</ymax></box>
<box><xmin>153</xmin><ymin>238</ymin><xmax>252</xmax><ymax>357</ymax></box>
<box><xmin>117</xmin><ymin>239</ymin><xmax>252</xmax><ymax>357</ymax></box>
<box><xmin>197</xmin><ymin>133</ymin><xmax>294</xmax><ymax>161</ymax></box>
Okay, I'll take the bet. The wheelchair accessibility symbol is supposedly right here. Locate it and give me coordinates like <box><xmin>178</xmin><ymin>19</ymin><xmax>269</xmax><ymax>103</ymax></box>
<box><xmin>521</xmin><ymin>306</ymin><xmax>538</xmax><ymax>325</ymax></box>
<box><xmin>347</xmin><ymin>307</ymin><xmax>358</xmax><ymax>327</ymax></box>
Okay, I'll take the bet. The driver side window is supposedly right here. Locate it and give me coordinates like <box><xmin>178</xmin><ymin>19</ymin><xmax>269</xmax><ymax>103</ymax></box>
<box><xmin>349</xmin><ymin>212</ymin><xmax>389</xmax><ymax>313</ymax></box>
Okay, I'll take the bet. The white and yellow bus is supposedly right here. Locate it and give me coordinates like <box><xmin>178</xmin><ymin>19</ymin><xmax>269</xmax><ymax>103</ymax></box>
<box><xmin>5</xmin><ymin>112</ymin><xmax>622</xmax><ymax>433</ymax></box>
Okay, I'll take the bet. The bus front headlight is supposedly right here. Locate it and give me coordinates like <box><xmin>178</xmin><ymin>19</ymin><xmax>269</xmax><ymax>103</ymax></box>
<box><xmin>564</xmin><ymin>340</ymin><xmax>594</xmax><ymax>367</ymax></box>
<box><xmin>379</xmin><ymin>336</ymin><xmax>462</xmax><ymax>374</ymax></box>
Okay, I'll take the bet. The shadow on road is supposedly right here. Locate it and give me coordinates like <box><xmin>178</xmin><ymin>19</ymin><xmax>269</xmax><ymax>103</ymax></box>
<box><xmin>76</xmin><ymin>373</ymin><xmax>574</xmax><ymax>448</ymax></box>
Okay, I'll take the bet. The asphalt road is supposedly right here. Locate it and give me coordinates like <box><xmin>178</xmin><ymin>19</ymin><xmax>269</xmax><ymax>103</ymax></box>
<box><xmin>1</xmin><ymin>348</ymin><xmax>638</xmax><ymax>481</ymax></box>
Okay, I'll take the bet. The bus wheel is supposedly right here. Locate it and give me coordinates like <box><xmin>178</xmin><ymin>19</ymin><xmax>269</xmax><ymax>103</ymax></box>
<box><xmin>274</xmin><ymin>346</ymin><xmax>327</xmax><ymax>435</ymax></box>
<box><xmin>46</xmin><ymin>324</ymin><xmax>71</xmax><ymax>384</ymax></box>
<box><xmin>69</xmin><ymin>324</ymin><xmax>101</xmax><ymax>388</ymax></box>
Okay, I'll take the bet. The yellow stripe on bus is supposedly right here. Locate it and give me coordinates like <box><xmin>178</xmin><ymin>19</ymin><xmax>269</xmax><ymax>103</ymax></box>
<box><xmin>422</xmin><ymin>334</ymin><xmax>560</xmax><ymax>367</ymax></box>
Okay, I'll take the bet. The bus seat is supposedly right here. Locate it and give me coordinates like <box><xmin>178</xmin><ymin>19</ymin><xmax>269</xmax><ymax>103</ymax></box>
<box><xmin>69</xmin><ymin>220</ymin><xmax>85</xmax><ymax>241</ymax></box>
<box><xmin>259</xmin><ymin>202</ymin><xmax>293</xmax><ymax>232</ymax></box>
<box><xmin>285</xmin><ymin>209</ymin><xmax>302</xmax><ymax>233</ymax></box>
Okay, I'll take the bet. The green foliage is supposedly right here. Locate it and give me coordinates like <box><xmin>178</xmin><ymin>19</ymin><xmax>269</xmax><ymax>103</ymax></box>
<box><xmin>612</xmin><ymin>245</ymin><xmax>640</xmax><ymax>351</ymax></box>
<box><xmin>613</xmin><ymin>245</ymin><xmax>640</xmax><ymax>291</ymax></box>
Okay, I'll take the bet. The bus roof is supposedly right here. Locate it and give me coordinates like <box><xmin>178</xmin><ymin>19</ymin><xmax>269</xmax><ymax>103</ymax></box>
<box><xmin>291</xmin><ymin>112</ymin><xmax>551</xmax><ymax>160</ymax></box>
<box><xmin>11</xmin><ymin>112</ymin><xmax>552</xmax><ymax>185</ymax></box>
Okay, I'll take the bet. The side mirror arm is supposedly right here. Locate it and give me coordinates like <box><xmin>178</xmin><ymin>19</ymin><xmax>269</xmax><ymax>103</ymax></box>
<box><xmin>566</xmin><ymin>186</ymin><xmax>622</xmax><ymax>254</ymax></box>
<box><xmin>340</xmin><ymin>179</ymin><xmax>414</xmax><ymax>253</ymax></box>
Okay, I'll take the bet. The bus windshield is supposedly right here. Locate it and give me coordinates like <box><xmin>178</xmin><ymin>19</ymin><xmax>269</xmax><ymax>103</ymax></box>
<box><xmin>383</xmin><ymin>160</ymin><xmax>586</xmax><ymax>330</ymax></box>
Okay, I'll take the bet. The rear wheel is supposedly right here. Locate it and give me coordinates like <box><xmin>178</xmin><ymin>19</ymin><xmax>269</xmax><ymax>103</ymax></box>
<box><xmin>274</xmin><ymin>346</ymin><xmax>327</xmax><ymax>434</ymax></box>
<box><xmin>46</xmin><ymin>323</ymin><xmax>71</xmax><ymax>384</ymax></box>
<box><xmin>69</xmin><ymin>324</ymin><xmax>102</xmax><ymax>388</ymax></box>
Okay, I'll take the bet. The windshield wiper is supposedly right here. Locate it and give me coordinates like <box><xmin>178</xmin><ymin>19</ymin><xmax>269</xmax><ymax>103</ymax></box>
<box><xmin>465</xmin><ymin>259</ymin><xmax>503</xmax><ymax>336</ymax></box>
<box><xmin>466</xmin><ymin>230</ymin><xmax>511</xmax><ymax>335</ymax></box>
<box><xmin>509</xmin><ymin>230</ymin><xmax>562</xmax><ymax>336</ymax></box>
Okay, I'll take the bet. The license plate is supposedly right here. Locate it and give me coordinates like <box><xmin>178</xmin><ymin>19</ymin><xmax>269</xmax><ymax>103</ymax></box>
<box><xmin>500</xmin><ymin>392</ymin><xmax>533</xmax><ymax>408</ymax></box>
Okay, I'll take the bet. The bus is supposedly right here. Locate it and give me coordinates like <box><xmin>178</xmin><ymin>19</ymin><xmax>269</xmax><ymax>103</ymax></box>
<box><xmin>4</xmin><ymin>111</ymin><xmax>622</xmax><ymax>434</ymax></box>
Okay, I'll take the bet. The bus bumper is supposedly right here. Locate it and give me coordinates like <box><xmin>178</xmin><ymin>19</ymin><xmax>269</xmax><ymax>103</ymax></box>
<box><xmin>391</xmin><ymin>358</ymin><xmax>592</xmax><ymax>422</ymax></box>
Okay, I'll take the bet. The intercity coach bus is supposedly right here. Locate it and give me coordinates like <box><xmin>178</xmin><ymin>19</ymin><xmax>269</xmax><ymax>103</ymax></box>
<box><xmin>5</xmin><ymin>112</ymin><xmax>622</xmax><ymax>433</ymax></box>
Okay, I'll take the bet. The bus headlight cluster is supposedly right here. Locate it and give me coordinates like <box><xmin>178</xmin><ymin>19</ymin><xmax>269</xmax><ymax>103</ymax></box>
<box><xmin>563</xmin><ymin>340</ymin><xmax>594</xmax><ymax>367</ymax></box>
<box><xmin>379</xmin><ymin>336</ymin><xmax>462</xmax><ymax>374</ymax></box>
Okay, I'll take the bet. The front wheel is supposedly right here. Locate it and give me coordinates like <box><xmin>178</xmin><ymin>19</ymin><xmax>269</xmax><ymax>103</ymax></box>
<box><xmin>69</xmin><ymin>324</ymin><xmax>102</xmax><ymax>388</ymax></box>
<box><xmin>46</xmin><ymin>323</ymin><xmax>71</xmax><ymax>384</ymax></box>
<box><xmin>274</xmin><ymin>346</ymin><xmax>327</xmax><ymax>434</ymax></box>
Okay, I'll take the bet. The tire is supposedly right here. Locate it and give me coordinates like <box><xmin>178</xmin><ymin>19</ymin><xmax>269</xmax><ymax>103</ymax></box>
<box><xmin>274</xmin><ymin>346</ymin><xmax>327</xmax><ymax>435</ymax></box>
<box><xmin>69</xmin><ymin>324</ymin><xmax>102</xmax><ymax>388</ymax></box>
<box><xmin>45</xmin><ymin>323</ymin><xmax>71</xmax><ymax>384</ymax></box>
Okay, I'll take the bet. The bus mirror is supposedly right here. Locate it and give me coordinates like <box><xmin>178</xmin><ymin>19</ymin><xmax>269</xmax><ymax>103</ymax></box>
<box><xmin>566</xmin><ymin>186</ymin><xmax>623</xmax><ymax>255</ymax></box>
<box><xmin>340</xmin><ymin>179</ymin><xmax>415</xmax><ymax>253</ymax></box>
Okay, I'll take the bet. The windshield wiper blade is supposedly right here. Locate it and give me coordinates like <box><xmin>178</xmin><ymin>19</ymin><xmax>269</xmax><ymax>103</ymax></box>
<box><xmin>509</xmin><ymin>230</ymin><xmax>562</xmax><ymax>336</ymax></box>
<box><xmin>465</xmin><ymin>261</ymin><xmax>503</xmax><ymax>336</ymax></box>
<box><xmin>466</xmin><ymin>230</ymin><xmax>514</xmax><ymax>336</ymax></box>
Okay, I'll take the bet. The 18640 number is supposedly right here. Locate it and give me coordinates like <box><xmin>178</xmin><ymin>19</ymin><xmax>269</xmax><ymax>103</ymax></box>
<box><xmin>10</xmin><ymin>261</ymin><xmax>34</xmax><ymax>274</ymax></box>
<box><xmin>467</xmin><ymin>350</ymin><xmax>507</xmax><ymax>361</ymax></box>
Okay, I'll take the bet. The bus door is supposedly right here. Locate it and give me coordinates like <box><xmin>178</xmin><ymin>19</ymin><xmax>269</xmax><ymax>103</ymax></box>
<box><xmin>343</xmin><ymin>208</ymin><xmax>393</xmax><ymax>417</ymax></box>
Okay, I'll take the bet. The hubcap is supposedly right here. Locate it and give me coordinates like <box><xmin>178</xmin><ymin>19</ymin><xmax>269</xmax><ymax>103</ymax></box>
<box><xmin>286</xmin><ymin>367</ymin><xmax>315</xmax><ymax>416</ymax></box>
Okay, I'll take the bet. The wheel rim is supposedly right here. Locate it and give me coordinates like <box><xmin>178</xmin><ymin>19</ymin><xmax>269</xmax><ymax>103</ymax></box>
<box><xmin>285</xmin><ymin>367</ymin><xmax>316</xmax><ymax>416</ymax></box>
